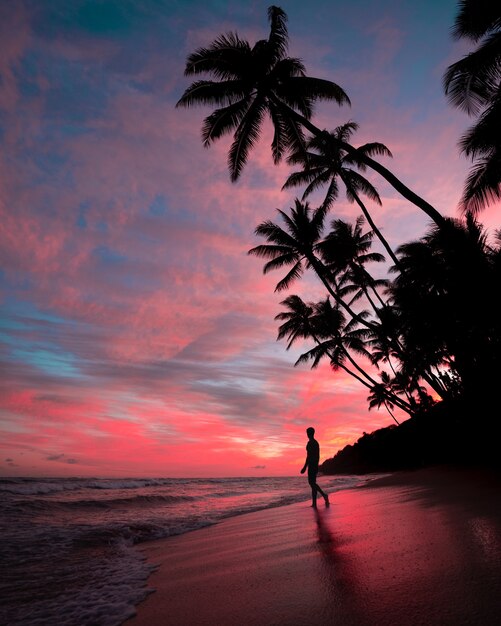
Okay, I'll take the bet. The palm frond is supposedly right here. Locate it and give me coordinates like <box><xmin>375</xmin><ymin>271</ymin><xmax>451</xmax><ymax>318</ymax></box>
<box><xmin>295</xmin><ymin>341</ymin><xmax>335</xmax><ymax>369</ymax></box>
<box><xmin>451</xmin><ymin>1</ymin><xmax>501</xmax><ymax>42</ymax></box>
<box><xmin>275</xmin><ymin>260</ymin><xmax>304</xmax><ymax>291</ymax></box>
<box><xmin>251</xmin><ymin>220</ymin><xmax>299</xmax><ymax>247</ymax></box>
<box><xmin>268</xmin><ymin>6</ymin><xmax>289</xmax><ymax>62</ymax></box>
<box><xmin>282</xmin><ymin>168</ymin><xmax>323</xmax><ymax>191</ymax></box>
<box><xmin>263</xmin><ymin>253</ymin><xmax>301</xmax><ymax>275</ymax></box>
<box><xmin>277</xmin><ymin>206</ymin><xmax>303</xmax><ymax>239</ymax></box>
<box><xmin>280</xmin><ymin>76</ymin><xmax>351</xmax><ymax>109</ymax></box>
<box><xmin>184</xmin><ymin>33</ymin><xmax>252</xmax><ymax>79</ymax></box>
<box><xmin>268</xmin><ymin>104</ymin><xmax>288</xmax><ymax>164</ymax></box>
<box><xmin>459</xmin><ymin>96</ymin><xmax>501</xmax><ymax>157</ymax></box>
<box><xmin>460</xmin><ymin>155</ymin><xmax>501</xmax><ymax>214</ymax></box>
<box><xmin>443</xmin><ymin>34</ymin><xmax>501</xmax><ymax>115</ymax></box>
<box><xmin>319</xmin><ymin>177</ymin><xmax>340</xmax><ymax>214</ymax></box>
<box><xmin>280</xmin><ymin>110</ymin><xmax>308</xmax><ymax>160</ymax></box>
<box><xmin>201</xmin><ymin>98</ymin><xmax>250</xmax><ymax>145</ymax></box>
<box><xmin>301</xmin><ymin>170</ymin><xmax>332</xmax><ymax>200</ymax></box>
<box><xmin>228</xmin><ymin>97</ymin><xmax>267</xmax><ymax>181</ymax></box>
<box><xmin>247</xmin><ymin>243</ymin><xmax>294</xmax><ymax>259</ymax></box>
<box><xmin>356</xmin><ymin>142</ymin><xmax>393</xmax><ymax>159</ymax></box>
<box><xmin>332</xmin><ymin>121</ymin><xmax>359</xmax><ymax>143</ymax></box>
<box><xmin>176</xmin><ymin>80</ymin><xmax>247</xmax><ymax>108</ymax></box>
<box><xmin>343</xmin><ymin>170</ymin><xmax>382</xmax><ymax>205</ymax></box>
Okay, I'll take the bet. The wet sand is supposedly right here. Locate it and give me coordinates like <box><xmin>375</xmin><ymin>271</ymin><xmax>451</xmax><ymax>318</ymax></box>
<box><xmin>126</xmin><ymin>467</ymin><xmax>501</xmax><ymax>625</ymax></box>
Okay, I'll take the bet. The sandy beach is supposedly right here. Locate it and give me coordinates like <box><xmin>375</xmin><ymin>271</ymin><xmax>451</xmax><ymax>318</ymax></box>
<box><xmin>127</xmin><ymin>467</ymin><xmax>501</xmax><ymax>626</ymax></box>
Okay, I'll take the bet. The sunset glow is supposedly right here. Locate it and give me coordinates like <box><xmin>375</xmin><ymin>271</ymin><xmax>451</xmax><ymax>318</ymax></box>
<box><xmin>1</xmin><ymin>0</ymin><xmax>495</xmax><ymax>477</ymax></box>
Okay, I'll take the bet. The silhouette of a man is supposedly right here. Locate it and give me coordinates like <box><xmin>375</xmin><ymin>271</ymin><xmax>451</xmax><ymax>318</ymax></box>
<box><xmin>301</xmin><ymin>427</ymin><xmax>329</xmax><ymax>508</ymax></box>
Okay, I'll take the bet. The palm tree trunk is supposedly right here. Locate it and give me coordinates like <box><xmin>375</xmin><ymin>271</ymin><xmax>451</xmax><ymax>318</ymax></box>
<box><xmin>345</xmin><ymin>181</ymin><xmax>401</xmax><ymax>268</ymax></box>
<box><xmin>421</xmin><ymin>370</ymin><xmax>447</xmax><ymax>399</ymax></box>
<box><xmin>360</xmin><ymin>283</ymin><xmax>382</xmax><ymax>317</ymax></box>
<box><xmin>369</xmin><ymin>283</ymin><xmax>387</xmax><ymax>309</ymax></box>
<box><xmin>384</xmin><ymin>401</ymin><xmax>400</xmax><ymax>425</ymax></box>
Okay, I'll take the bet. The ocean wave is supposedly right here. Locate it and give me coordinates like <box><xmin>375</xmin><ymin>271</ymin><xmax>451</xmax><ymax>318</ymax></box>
<box><xmin>11</xmin><ymin>493</ymin><xmax>198</xmax><ymax>513</ymax></box>
<box><xmin>0</xmin><ymin>477</ymin><xmax>183</xmax><ymax>495</ymax></box>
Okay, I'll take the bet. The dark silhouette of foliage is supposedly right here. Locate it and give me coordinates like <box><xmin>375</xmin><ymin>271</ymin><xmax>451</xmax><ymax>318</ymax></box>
<box><xmin>179</xmin><ymin>6</ymin><xmax>444</xmax><ymax>224</ymax></box>
<box><xmin>176</xmin><ymin>6</ymin><xmax>349</xmax><ymax>181</ymax></box>
<box><xmin>444</xmin><ymin>0</ymin><xmax>501</xmax><ymax>213</ymax></box>
<box><xmin>390</xmin><ymin>213</ymin><xmax>501</xmax><ymax>403</ymax></box>
<box><xmin>179</xmin><ymin>4</ymin><xmax>501</xmax><ymax>473</ymax></box>
<box><xmin>320</xmin><ymin>398</ymin><xmax>500</xmax><ymax>474</ymax></box>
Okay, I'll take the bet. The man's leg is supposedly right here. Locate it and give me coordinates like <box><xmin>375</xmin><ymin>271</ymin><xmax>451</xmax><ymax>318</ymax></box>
<box><xmin>308</xmin><ymin>472</ymin><xmax>318</xmax><ymax>507</ymax></box>
<box><xmin>311</xmin><ymin>474</ymin><xmax>329</xmax><ymax>506</ymax></box>
<box><xmin>316</xmin><ymin>483</ymin><xmax>327</xmax><ymax>498</ymax></box>
<box><xmin>318</xmin><ymin>483</ymin><xmax>329</xmax><ymax>505</ymax></box>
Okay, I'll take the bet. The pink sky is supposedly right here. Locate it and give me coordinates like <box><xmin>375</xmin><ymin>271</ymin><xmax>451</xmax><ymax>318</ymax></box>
<box><xmin>1</xmin><ymin>0</ymin><xmax>498</xmax><ymax>477</ymax></box>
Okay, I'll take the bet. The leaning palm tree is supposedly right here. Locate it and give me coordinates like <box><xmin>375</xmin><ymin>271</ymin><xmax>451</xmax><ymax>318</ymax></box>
<box><xmin>443</xmin><ymin>0</ymin><xmax>501</xmax><ymax>213</ymax></box>
<box><xmin>283</xmin><ymin>122</ymin><xmax>401</xmax><ymax>267</ymax></box>
<box><xmin>176</xmin><ymin>6</ymin><xmax>349</xmax><ymax>181</ymax></box>
<box><xmin>178</xmin><ymin>5</ymin><xmax>445</xmax><ymax>225</ymax></box>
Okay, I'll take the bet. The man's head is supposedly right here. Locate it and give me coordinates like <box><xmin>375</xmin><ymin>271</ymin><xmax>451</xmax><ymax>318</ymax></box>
<box><xmin>306</xmin><ymin>427</ymin><xmax>315</xmax><ymax>439</ymax></box>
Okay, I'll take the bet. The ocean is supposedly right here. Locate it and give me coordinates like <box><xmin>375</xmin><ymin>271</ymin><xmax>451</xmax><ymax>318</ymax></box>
<box><xmin>1</xmin><ymin>474</ymin><xmax>374</xmax><ymax>625</ymax></box>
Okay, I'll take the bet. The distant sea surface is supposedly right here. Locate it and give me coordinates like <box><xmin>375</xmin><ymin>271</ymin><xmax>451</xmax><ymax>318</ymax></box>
<box><xmin>1</xmin><ymin>474</ymin><xmax>375</xmax><ymax>625</ymax></box>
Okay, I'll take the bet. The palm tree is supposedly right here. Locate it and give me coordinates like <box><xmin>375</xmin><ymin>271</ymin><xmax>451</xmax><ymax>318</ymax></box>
<box><xmin>176</xmin><ymin>6</ymin><xmax>349</xmax><ymax>181</ymax></box>
<box><xmin>248</xmin><ymin>199</ymin><xmax>375</xmax><ymax>329</ymax></box>
<box><xmin>283</xmin><ymin>122</ymin><xmax>401</xmax><ymax>267</ymax></box>
<box><xmin>275</xmin><ymin>294</ymin><xmax>315</xmax><ymax>349</ymax></box>
<box><xmin>178</xmin><ymin>5</ymin><xmax>445</xmax><ymax>225</ymax></box>
<box><xmin>318</xmin><ymin>216</ymin><xmax>388</xmax><ymax>314</ymax></box>
<box><xmin>443</xmin><ymin>0</ymin><xmax>501</xmax><ymax>213</ymax></box>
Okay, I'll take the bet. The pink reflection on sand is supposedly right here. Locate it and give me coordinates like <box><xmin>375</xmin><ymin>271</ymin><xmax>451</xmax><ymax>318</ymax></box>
<box><xmin>304</xmin><ymin>471</ymin><xmax>501</xmax><ymax>625</ymax></box>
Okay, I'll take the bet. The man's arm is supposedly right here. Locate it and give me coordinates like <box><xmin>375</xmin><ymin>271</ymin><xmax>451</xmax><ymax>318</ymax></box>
<box><xmin>300</xmin><ymin>454</ymin><xmax>309</xmax><ymax>474</ymax></box>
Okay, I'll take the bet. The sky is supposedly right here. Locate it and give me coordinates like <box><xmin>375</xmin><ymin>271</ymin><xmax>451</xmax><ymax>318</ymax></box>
<box><xmin>1</xmin><ymin>0</ymin><xmax>499</xmax><ymax>477</ymax></box>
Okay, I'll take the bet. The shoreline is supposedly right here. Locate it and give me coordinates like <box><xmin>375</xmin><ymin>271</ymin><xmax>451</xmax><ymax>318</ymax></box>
<box><xmin>126</xmin><ymin>466</ymin><xmax>501</xmax><ymax>625</ymax></box>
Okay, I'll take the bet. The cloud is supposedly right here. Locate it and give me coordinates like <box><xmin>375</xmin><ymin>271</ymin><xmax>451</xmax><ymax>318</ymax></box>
<box><xmin>46</xmin><ymin>453</ymin><xmax>78</xmax><ymax>464</ymax></box>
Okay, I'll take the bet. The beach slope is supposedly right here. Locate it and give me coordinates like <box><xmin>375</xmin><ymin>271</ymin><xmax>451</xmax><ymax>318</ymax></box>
<box><xmin>127</xmin><ymin>468</ymin><xmax>501</xmax><ymax>626</ymax></box>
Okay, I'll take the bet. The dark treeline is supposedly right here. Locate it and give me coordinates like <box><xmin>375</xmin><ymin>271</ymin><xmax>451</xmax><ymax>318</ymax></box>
<box><xmin>320</xmin><ymin>398</ymin><xmax>498</xmax><ymax>475</ymax></box>
<box><xmin>177</xmin><ymin>2</ymin><xmax>501</xmax><ymax>473</ymax></box>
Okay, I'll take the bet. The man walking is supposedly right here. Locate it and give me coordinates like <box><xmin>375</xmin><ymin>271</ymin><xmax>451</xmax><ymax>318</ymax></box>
<box><xmin>300</xmin><ymin>427</ymin><xmax>329</xmax><ymax>508</ymax></box>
